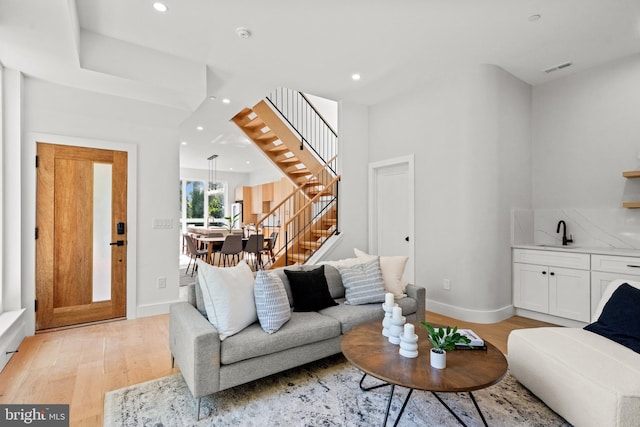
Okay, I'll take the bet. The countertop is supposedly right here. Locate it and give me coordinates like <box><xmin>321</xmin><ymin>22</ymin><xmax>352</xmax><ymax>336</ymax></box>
<box><xmin>512</xmin><ymin>244</ymin><xmax>640</xmax><ymax>257</ymax></box>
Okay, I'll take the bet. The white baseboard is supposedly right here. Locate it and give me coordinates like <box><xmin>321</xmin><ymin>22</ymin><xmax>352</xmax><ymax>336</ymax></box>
<box><xmin>0</xmin><ymin>309</ymin><xmax>27</xmax><ymax>373</ymax></box>
<box><xmin>427</xmin><ymin>300</ymin><xmax>514</xmax><ymax>324</ymax></box>
<box><xmin>136</xmin><ymin>300</ymin><xmax>182</xmax><ymax>318</ymax></box>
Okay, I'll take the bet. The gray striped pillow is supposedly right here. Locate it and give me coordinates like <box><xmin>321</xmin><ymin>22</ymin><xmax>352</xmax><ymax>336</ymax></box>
<box><xmin>337</xmin><ymin>257</ymin><xmax>386</xmax><ymax>305</ymax></box>
<box><xmin>254</xmin><ymin>270</ymin><xmax>291</xmax><ymax>333</ymax></box>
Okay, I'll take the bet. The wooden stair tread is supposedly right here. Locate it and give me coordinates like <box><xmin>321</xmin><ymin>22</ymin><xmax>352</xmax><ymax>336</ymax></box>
<box><xmin>267</xmin><ymin>144</ymin><xmax>289</xmax><ymax>152</ymax></box>
<box><xmin>300</xmin><ymin>241</ymin><xmax>321</xmax><ymax>249</ymax></box>
<box><xmin>312</xmin><ymin>229</ymin><xmax>334</xmax><ymax>237</ymax></box>
<box><xmin>323</xmin><ymin>218</ymin><xmax>337</xmax><ymax>225</ymax></box>
<box><xmin>286</xmin><ymin>165</ymin><xmax>311</xmax><ymax>173</ymax></box>
<box><xmin>287</xmin><ymin>253</ymin><xmax>308</xmax><ymax>263</ymax></box>
<box><xmin>243</xmin><ymin>115</ymin><xmax>266</xmax><ymax>129</ymax></box>
<box><xmin>277</xmin><ymin>156</ymin><xmax>300</xmax><ymax>164</ymax></box>
<box><xmin>307</xmin><ymin>190</ymin><xmax>333</xmax><ymax>197</ymax></box>
<box><xmin>255</xmin><ymin>131</ymin><xmax>276</xmax><ymax>141</ymax></box>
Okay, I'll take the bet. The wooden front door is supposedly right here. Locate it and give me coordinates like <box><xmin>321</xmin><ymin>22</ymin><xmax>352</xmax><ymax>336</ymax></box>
<box><xmin>36</xmin><ymin>142</ymin><xmax>128</xmax><ymax>330</ymax></box>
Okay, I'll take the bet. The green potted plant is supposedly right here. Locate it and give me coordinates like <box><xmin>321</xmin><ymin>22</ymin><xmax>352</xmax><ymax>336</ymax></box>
<box><xmin>421</xmin><ymin>322</ymin><xmax>471</xmax><ymax>369</ymax></box>
<box><xmin>224</xmin><ymin>213</ymin><xmax>240</xmax><ymax>232</ymax></box>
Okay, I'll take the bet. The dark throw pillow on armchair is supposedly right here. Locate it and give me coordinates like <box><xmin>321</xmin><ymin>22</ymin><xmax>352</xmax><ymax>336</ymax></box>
<box><xmin>284</xmin><ymin>265</ymin><xmax>338</xmax><ymax>312</ymax></box>
<box><xmin>584</xmin><ymin>283</ymin><xmax>640</xmax><ymax>354</ymax></box>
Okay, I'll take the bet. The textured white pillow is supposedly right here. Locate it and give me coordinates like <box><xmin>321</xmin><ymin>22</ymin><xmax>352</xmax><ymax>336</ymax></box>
<box><xmin>197</xmin><ymin>259</ymin><xmax>257</xmax><ymax>340</ymax></box>
<box><xmin>319</xmin><ymin>257</ymin><xmax>367</xmax><ymax>268</ymax></box>
<box><xmin>354</xmin><ymin>248</ymin><xmax>408</xmax><ymax>298</ymax></box>
<box><xmin>254</xmin><ymin>270</ymin><xmax>291</xmax><ymax>333</ymax></box>
<box><xmin>336</xmin><ymin>257</ymin><xmax>386</xmax><ymax>305</ymax></box>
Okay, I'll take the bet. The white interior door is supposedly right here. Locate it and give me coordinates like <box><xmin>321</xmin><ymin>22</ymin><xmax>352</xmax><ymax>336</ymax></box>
<box><xmin>368</xmin><ymin>156</ymin><xmax>415</xmax><ymax>284</ymax></box>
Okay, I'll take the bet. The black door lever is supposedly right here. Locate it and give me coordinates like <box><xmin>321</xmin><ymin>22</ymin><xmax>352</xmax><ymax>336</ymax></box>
<box><xmin>110</xmin><ymin>240</ymin><xmax>125</xmax><ymax>246</ymax></box>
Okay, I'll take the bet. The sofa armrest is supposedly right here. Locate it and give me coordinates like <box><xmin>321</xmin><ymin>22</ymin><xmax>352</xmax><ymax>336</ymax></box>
<box><xmin>169</xmin><ymin>302</ymin><xmax>222</xmax><ymax>398</ymax></box>
<box><xmin>405</xmin><ymin>284</ymin><xmax>425</xmax><ymax>323</ymax></box>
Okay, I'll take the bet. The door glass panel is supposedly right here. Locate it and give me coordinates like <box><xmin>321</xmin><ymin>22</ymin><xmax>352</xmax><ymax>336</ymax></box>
<box><xmin>93</xmin><ymin>163</ymin><xmax>112</xmax><ymax>302</ymax></box>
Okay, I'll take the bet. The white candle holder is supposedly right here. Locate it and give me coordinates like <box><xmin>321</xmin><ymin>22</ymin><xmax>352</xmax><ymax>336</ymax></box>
<box><xmin>399</xmin><ymin>332</ymin><xmax>419</xmax><ymax>358</ymax></box>
<box><xmin>388</xmin><ymin>315</ymin><xmax>406</xmax><ymax>345</ymax></box>
<box><xmin>381</xmin><ymin>303</ymin><xmax>397</xmax><ymax>337</ymax></box>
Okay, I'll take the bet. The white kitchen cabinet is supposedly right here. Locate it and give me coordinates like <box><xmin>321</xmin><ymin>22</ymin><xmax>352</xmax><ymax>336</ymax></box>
<box><xmin>513</xmin><ymin>262</ymin><xmax>549</xmax><ymax>313</ymax></box>
<box><xmin>590</xmin><ymin>254</ymin><xmax>640</xmax><ymax>312</ymax></box>
<box><xmin>513</xmin><ymin>249</ymin><xmax>591</xmax><ymax>322</ymax></box>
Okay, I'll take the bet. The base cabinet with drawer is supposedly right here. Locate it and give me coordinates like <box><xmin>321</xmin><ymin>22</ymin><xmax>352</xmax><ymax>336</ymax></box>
<box><xmin>513</xmin><ymin>249</ymin><xmax>591</xmax><ymax>322</ymax></box>
<box><xmin>590</xmin><ymin>254</ymin><xmax>640</xmax><ymax>310</ymax></box>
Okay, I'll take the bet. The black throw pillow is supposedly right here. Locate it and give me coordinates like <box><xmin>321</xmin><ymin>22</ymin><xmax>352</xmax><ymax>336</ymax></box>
<box><xmin>284</xmin><ymin>265</ymin><xmax>338</xmax><ymax>312</ymax></box>
<box><xmin>584</xmin><ymin>283</ymin><xmax>640</xmax><ymax>354</ymax></box>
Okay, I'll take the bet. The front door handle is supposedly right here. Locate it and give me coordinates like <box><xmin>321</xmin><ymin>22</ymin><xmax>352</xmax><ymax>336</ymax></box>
<box><xmin>110</xmin><ymin>240</ymin><xmax>125</xmax><ymax>246</ymax></box>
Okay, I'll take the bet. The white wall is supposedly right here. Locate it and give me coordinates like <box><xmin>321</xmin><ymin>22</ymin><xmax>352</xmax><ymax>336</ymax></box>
<box><xmin>318</xmin><ymin>100</ymin><xmax>370</xmax><ymax>261</ymax></box>
<box><xmin>17</xmin><ymin>77</ymin><xmax>188</xmax><ymax>330</ymax></box>
<box><xmin>531</xmin><ymin>53</ymin><xmax>640</xmax><ymax>249</ymax></box>
<box><xmin>533</xmin><ymin>54</ymin><xmax>640</xmax><ymax>209</ymax></box>
<box><xmin>368</xmin><ymin>65</ymin><xmax>532</xmax><ymax>322</ymax></box>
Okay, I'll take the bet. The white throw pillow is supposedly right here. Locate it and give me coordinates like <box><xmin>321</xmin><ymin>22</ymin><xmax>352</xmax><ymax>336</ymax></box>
<box><xmin>319</xmin><ymin>257</ymin><xmax>367</xmax><ymax>268</ymax></box>
<box><xmin>354</xmin><ymin>248</ymin><xmax>408</xmax><ymax>298</ymax></box>
<box><xmin>197</xmin><ymin>259</ymin><xmax>257</xmax><ymax>340</ymax></box>
<box><xmin>254</xmin><ymin>270</ymin><xmax>291</xmax><ymax>333</ymax></box>
<box><xmin>336</xmin><ymin>257</ymin><xmax>386</xmax><ymax>305</ymax></box>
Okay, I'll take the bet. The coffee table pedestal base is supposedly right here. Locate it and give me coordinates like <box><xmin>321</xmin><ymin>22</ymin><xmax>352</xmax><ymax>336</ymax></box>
<box><xmin>359</xmin><ymin>373</ymin><xmax>489</xmax><ymax>427</ymax></box>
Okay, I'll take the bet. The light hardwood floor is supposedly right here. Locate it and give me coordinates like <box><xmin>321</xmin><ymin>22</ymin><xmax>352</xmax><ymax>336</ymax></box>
<box><xmin>0</xmin><ymin>312</ymin><xmax>554</xmax><ymax>426</ymax></box>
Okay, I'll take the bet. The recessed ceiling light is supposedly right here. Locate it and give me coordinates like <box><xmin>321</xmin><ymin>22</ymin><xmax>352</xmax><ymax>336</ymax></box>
<box><xmin>208</xmin><ymin>95</ymin><xmax>217</xmax><ymax>100</ymax></box>
<box><xmin>153</xmin><ymin>2</ymin><xmax>168</xmax><ymax>12</ymax></box>
<box><xmin>196</xmin><ymin>126</ymin><xmax>204</xmax><ymax>131</ymax></box>
<box><xmin>236</xmin><ymin>27</ymin><xmax>251</xmax><ymax>39</ymax></box>
<box><xmin>528</xmin><ymin>14</ymin><xmax>541</xmax><ymax>22</ymax></box>
<box><xmin>180</xmin><ymin>141</ymin><xmax>187</xmax><ymax>146</ymax></box>
<box><xmin>351</xmin><ymin>73</ymin><xmax>361</xmax><ymax>81</ymax></box>
<box><xmin>222</xmin><ymin>98</ymin><xmax>231</xmax><ymax>104</ymax></box>
<box><xmin>246</xmin><ymin>161</ymin><xmax>251</xmax><ymax>164</ymax></box>
<box><xmin>229</xmin><ymin>167</ymin><xmax>234</xmax><ymax>171</ymax></box>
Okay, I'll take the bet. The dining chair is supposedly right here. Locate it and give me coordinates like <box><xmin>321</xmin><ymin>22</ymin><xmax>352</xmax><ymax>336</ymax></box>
<box><xmin>244</xmin><ymin>234</ymin><xmax>264</xmax><ymax>270</ymax></box>
<box><xmin>218</xmin><ymin>234</ymin><xmax>243</xmax><ymax>267</ymax></box>
<box><xmin>262</xmin><ymin>231</ymin><xmax>278</xmax><ymax>266</ymax></box>
<box><xmin>184</xmin><ymin>234</ymin><xmax>208</xmax><ymax>276</ymax></box>
<box><xmin>206</xmin><ymin>232</ymin><xmax>224</xmax><ymax>264</ymax></box>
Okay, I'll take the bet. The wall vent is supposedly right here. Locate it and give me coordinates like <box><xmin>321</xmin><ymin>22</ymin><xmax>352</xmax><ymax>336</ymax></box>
<box><xmin>544</xmin><ymin>62</ymin><xmax>573</xmax><ymax>74</ymax></box>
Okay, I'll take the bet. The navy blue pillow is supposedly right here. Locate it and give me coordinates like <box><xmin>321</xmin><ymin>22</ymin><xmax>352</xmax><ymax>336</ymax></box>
<box><xmin>284</xmin><ymin>265</ymin><xmax>338</xmax><ymax>312</ymax></box>
<box><xmin>584</xmin><ymin>283</ymin><xmax>640</xmax><ymax>354</ymax></box>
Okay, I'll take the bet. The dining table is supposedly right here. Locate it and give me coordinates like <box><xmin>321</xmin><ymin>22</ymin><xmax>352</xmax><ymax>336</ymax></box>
<box><xmin>194</xmin><ymin>235</ymin><xmax>273</xmax><ymax>265</ymax></box>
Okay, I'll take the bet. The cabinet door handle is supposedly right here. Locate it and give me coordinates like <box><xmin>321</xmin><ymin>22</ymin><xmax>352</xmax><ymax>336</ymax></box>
<box><xmin>549</xmin><ymin>272</ymin><xmax>555</xmax><ymax>276</ymax></box>
<box><xmin>627</xmin><ymin>264</ymin><xmax>640</xmax><ymax>268</ymax></box>
<box><xmin>542</xmin><ymin>271</ymin><xmax>547</xmax><ymax>275</ymax></box>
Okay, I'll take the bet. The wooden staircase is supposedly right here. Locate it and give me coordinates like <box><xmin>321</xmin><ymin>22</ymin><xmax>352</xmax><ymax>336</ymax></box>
<box><xmin>270</xmin><ymin>204</ymin><xmax>338</xmax><ymax>268</ymax></box>
<box><xmin>231</xmin><ymin>100</ymin><xmax>333</xmax><ymax>198</ymax></box>
<box><xmin>232</xmin><ymin>90</ymin><xmax>339</xmax><ymax>267</ymax></box>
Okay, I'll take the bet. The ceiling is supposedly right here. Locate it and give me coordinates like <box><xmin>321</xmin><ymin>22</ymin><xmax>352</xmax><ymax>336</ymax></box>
<box><xmin>1</xmin><ymin>0</ymin><xmax>640</xmax><ymax>172</ymax></box>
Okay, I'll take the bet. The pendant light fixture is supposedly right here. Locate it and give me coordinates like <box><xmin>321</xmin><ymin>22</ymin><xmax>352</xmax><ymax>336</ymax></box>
<box><xmin>208</xmin><ymin>154</ymin><xmax>220</xmax><ymax>194</ymax></box>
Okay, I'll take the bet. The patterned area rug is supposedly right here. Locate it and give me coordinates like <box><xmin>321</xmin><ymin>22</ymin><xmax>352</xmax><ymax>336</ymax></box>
<box><xmin>104</xmin><ymin>354</ymin><xmax>571</xmax><ymax>427</ymax></box>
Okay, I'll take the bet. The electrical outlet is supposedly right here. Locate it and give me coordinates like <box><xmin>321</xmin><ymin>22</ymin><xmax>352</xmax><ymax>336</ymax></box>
<box><xmin>443</xmin><ymin>279</ymin><xmax>450</xmax><ymax>290</ymax></box>
<box><xmin>158</xmin><ymin>277</ymin><xmax>167</xmax><ymax>289</ymax></box>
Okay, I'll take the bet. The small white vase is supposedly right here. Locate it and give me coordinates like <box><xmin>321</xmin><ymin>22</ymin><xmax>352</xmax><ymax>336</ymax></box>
<box><xmin>430</xmin><ymin>348</ymin><xmax>446</xmax><ymax>369</ymax></box>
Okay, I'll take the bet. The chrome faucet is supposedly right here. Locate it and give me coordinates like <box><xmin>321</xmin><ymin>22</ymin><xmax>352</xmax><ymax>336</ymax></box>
<box><xmin>556</xmin><ymin>220</ymin><xmax>573</xmax><ymax>246</ymax></box>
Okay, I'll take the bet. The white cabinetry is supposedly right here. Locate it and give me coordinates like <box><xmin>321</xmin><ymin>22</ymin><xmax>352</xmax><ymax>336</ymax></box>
<box><xmin>513</xmin><ymin>249</ymin><xmax>591</xmax><ymax>322</ymax></box>
<box><xmin>590</xmin><ymin>254</ymin><xmax>640</xmax><ymax>311</ymax></box>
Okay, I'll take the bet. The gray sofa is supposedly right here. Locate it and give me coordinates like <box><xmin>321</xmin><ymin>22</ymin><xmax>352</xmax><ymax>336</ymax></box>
<box><xmin>169</xmin><ymin>264</ymin><xmax>425</xmax><ymax>419</ymax></box>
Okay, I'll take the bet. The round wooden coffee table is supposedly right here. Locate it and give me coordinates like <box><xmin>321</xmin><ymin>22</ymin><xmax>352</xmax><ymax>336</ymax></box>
<box><xmin>341</xmin><ymin>321</ymin><xmax>508</xmax><ymax>426</ymax></box>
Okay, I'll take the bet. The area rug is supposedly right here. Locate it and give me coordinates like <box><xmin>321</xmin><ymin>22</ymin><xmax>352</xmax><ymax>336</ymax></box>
<box><xmin>104</xmin><ymin>354</ymin><xmax>571</xmax><ymax>427</ymax></box>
